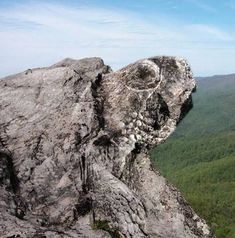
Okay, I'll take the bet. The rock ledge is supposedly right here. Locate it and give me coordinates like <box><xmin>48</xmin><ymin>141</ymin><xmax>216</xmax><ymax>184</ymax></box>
<box><xmin>0</xmin><ymin>57</ymin><xmax>213</xmax><ymax>238</ymax></box>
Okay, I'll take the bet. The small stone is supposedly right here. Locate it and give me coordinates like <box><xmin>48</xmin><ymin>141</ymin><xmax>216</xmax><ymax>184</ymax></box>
<box><xmin>132</xmin><ymin>112</ymin><xmax>138</xmax><ymax>118</ymax></box>
<box><xmin>136</xmin><ymin>120</ymin><xmax>142</xmax><ymax>127</ymax></box>
<box><xmin>122</xmin><ymin>129</ymin><xmax>127</xmax><ymax>135</ymax></box>
<box><xmin>139</xmin><ymin>114</ymin><xmax>143</xmax><ymax>120</ymax></box>
<box><xmin>128</xmin><ymin>122</ymin><xmax>134</xmax><ymax>128</ymax></box>
<box><xmin>119</xmin><ymin>122</ymin><xmax>125</xmax><ymax>128</ymax></box>
<box><xmin>129</xmin><ymin>134</ymin><xmax>136</xmax><ymax>141</ymax></box>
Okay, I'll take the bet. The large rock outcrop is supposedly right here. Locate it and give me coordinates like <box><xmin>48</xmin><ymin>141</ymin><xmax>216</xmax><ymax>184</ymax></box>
<box><xmin>0</xmin><ymin>57</ymin><xmax>214</xmax><ymax>238</ymax></box>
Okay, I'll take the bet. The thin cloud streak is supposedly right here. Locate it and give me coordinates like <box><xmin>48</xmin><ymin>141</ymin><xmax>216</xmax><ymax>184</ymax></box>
<box><xmin>0</xmin><ymin>1</ymin><xmax>234</xmax><ymax>77</ymax></box>
<box><xmin>184</xmin><ymin>0</ymin><xmax>217</xmax><ymax>12</ymax></box>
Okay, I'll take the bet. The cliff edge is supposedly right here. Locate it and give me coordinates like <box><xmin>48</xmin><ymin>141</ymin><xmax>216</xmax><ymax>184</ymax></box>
<box><xmin>0</xmin><ymin>57</ymin><xmax>214</xmax><ymax>238</ymax></box>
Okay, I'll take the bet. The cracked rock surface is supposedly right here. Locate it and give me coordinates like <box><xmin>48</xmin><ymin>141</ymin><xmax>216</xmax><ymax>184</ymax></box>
<box><xmin>0</xmin><ymin>57</ymin><xmax>214</xmax><ymax>238</ymax></box>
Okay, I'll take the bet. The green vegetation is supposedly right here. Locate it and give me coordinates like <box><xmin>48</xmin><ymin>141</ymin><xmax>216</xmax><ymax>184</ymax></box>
<box><xmin>92</xmin><ymin>220</ymin><xmax>121</xmax><ymax>238</ymax></box>
<box><xmin>151</xmin><ymin>75</ymin><xmax>235</xmax><ymax>238</ymax></box>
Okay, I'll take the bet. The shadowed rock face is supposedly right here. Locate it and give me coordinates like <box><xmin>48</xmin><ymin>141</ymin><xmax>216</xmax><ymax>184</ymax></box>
<box><xmin>0</xmin><ymin>57</ymin><xmax>213</xmax><ymax>238</ymax></box>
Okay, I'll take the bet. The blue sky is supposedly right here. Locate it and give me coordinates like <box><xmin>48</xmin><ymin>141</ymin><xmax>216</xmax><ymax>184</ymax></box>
<box><xmin>0</xmin><ymin>0</ymin><xmax>235</xmax><ymax>77</ymax></box>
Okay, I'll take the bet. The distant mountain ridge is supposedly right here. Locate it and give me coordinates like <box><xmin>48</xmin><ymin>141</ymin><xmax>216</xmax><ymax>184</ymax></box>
<box><xmin>151</xmin><ymin>73</ymin><xmax>235</xmax><ymax>238</ymax></box>
<box><xmin>197</xmin><ymin>73</ymin><xmax>235</xmax><ymax>80</ymax></box>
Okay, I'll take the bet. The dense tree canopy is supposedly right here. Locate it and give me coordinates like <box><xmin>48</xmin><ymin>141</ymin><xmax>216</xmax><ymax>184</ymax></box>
<box><xmin>151</xmin><ymin>75</ymin><xmax>235</xmax><ymax>238</ymax></box>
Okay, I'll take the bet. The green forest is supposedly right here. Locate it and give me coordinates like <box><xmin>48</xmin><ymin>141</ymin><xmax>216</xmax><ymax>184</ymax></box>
<box><xmin>151</xmin><ymin>74</ymin><xmax>235</xmax><ymax>238</ymax></box>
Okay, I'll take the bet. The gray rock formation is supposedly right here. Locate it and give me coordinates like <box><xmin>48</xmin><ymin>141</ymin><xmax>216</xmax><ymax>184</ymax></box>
<box><xmin>0</xmin><ymin>56</ymin><xmax>214</xmax><ymax>238</ymax></box>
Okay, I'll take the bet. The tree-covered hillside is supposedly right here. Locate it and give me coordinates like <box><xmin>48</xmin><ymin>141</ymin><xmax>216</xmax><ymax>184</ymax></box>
<box><xmin>151</xmin><ymin>74</ymin><xmax>235</xmax><ymax>238</ymax></box>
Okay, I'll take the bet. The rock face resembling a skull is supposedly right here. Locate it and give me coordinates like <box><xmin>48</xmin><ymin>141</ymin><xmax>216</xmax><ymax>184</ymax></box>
<box><xmin>102</xmin><ymin>56</ymin><xmax>195</xmax><ymax>150</ymax></box>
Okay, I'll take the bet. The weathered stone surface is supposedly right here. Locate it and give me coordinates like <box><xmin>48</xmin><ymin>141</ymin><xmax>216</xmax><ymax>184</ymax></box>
<box><xmin>0</xmin><ymin>56</ymin><xmax>213</xmax><ymax>238</ymax></box>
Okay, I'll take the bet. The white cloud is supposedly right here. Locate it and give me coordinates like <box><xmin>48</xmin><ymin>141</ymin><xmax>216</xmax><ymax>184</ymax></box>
<box><xmin>0</xmin><ymin>1</ymin><xmax>234</xmax><ymax>77</ymax></box>
<box><xmin>186</xmin><ymin>24</ymin><xmax>234</xmax><ymax>41</ymax></box>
